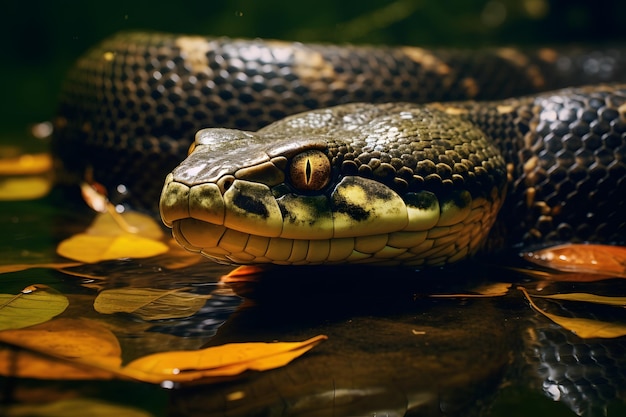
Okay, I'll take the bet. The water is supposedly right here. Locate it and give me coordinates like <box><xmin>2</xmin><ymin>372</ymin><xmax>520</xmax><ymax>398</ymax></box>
<box><xmin>1</xmin><ymin>193</ymin><xmax>625</xmax><ymax>416</ymax></box>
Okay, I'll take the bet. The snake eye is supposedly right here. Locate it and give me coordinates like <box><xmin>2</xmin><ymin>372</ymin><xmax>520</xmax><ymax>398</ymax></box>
<box><xmin>289</xmin><ymin>150</ymin><xmax>331</xmax><ymax>191</ymax></box>
<box><xmin>187</xmin><ymin>142</ymin><xmax>197</xmax><ymax>155</ymax></box>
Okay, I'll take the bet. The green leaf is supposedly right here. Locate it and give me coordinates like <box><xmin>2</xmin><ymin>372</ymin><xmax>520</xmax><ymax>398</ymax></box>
<box><xmin>0</xmin><ymin>285</ymin><xmax>69</xmax><ymax>330</ymax></box>
<box><xmin>93</xmin><ymin>288</ymin><xmax>210</xmax><ymax>320</ymax></box>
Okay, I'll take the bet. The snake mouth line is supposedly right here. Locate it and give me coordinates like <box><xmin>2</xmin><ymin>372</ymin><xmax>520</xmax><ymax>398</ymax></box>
<box><xmin>161</xmin><ymin>172</ymin><xmax>503</xmax><ymax>265</ymax></box>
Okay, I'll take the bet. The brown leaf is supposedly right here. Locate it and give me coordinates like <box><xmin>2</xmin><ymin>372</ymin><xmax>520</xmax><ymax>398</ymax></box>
<box><xmin>523</xmin><ymin>244</ymin><xmax>626</xmax><ymax>278</ymax></box>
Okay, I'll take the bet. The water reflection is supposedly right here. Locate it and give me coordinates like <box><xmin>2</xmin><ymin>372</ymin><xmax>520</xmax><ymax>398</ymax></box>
<box><xmin>1</xmin><ymin>197</ymin><xmax>625</xmax><ymax>416</ymax></box>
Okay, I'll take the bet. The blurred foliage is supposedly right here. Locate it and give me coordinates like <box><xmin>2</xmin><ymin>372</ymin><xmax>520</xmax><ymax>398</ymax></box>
<box><xmin>1</xmin><ymin>0</ymin><xmax>625</xmax><ymax>137</ymax></box>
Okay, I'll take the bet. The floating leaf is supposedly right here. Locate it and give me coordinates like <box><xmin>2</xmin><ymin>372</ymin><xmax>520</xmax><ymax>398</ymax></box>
<box><xmin>0</xmin><ymin>285</ymin><xmax>68</xmax><ymax>330</ymax></box>
<box><xmin>94</xmin><ymin>288</ymin><xmax>210</xmax><ymax>320</ymax></box>
<box><xmin>0</xmin><ymin>398</ymin><xmax>154</xmax><ymax>417</ymax></box>
<box><xmin>518</xmin><ymin>286</ymin><xmax>626</xmax><ymax>338</ymax></box>
<box><xmin>56</xmin><ymin>211</ymin><xmax>168</xmax><ymax>263</ymax></box>
<box><xmin>0</xmin><ymin>318</ymin><xmax>122</xmax><ymax>380</ymax></box>
<box><xmin>533</xmin><ymin>292</ymin><xmax>626</xmax><ymax>307</ymax></box>
<box><xmin>85</xmin><ymin>211</ymin><xmax>164</xmax><ymax>240</ymax></box>
<box><xmin>523</xmin><ymin>244</ymin><xmax>626</xmax><ymax>278</ymax></box>
<box><xmin>122</xmin><ymin>335</ymin><xmax>327</xmax><ymax>383</ymax></box>
<box><xmin>57</xmin><ymin>234</ymin><xmax>168</xmax><ymax>263</ymax></box>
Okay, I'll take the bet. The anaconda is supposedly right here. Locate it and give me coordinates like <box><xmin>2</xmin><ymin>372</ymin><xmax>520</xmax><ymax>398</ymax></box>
<box><xmin>51</xmin><ymin>32</ymin><xmax>626</xmax><ymax>266</ymax></box>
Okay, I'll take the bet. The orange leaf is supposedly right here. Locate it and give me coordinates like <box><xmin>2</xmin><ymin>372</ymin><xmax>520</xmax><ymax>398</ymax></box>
<box><xmin>523</xmin><ymin>244</ymin><xmax>626</xmax><ymax>278</ymax></box>
<box><xmin>122</xmin><ymin>335</ymin><xmax>327</xmax><ymax>383</ymax></box>
<box><xmin>0</xmin><ymin>318</ymin><xmax>122</xmax><ymax>380</ymax></box>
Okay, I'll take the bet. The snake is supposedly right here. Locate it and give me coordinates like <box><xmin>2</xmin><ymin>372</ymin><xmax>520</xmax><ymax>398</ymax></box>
<box><xmin>51</xmin><ymin>31</ymin><xmax>626</xmax><ymax>267</ymax></box>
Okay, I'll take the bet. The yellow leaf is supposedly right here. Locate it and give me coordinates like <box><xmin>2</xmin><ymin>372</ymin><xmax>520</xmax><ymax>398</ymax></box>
<box><xmin>0</xmin><ymin>176</ymin><xmax>51</xmax><ymax>200</ymax></box>
<box><xmin>56</xmin><ymin>211</ymin><xmax>169</xmax><ymax>263</ymax></box>
<box><xmin>534</xmin><ymin>292</ymin><xmax>626</xmax><ymax>307</ymax></box>
<box><xmin>523</xmin><ymin>244</ymin><xmax>626</xmax><ymax>278</ymax></box>
<box><xmin>1</xmin><ymin>398</ymin><xmax>154</xmax><ymax>417</ymax></box>
<box><xmin>0</xmin><ymin>153</ymin><xmax>52</xmax><ymax>175</ymax></box>
<box><xmin>86</xmin><ymin>211</ymin><xmax>163</xmax><ymax>240</ymax></box>
<box><xmin>57</xmin><ymin>234</ymin><xmax>168</xmax><ymax>263</ymax></box>
<box><xmin>518</xmin><ymin>286</ymin><xmax>626</xmax><ymax>338</ymax></box>
<box><xmin>0</xmin><ymin>318</ymin><xmax>122</xmax><ymax>380</ymax></box>
<box><xmin>0</xmin><ymin>285</ymin><xmax>68</xmax><ymax>330</ymax></box>
<box><xmin>93</xmin><ymin>288</ymin><xmax>210</xmax><ymax>320</ymax></box>
<box><xmin>122</xmin><ymin>335</ymin><xmax>327</xmax><ymax>383</ymax></box>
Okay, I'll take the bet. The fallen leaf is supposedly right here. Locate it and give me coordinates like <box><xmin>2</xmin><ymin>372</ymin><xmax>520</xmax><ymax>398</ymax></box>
<box><xmin>523</xmin><ymin>244</ymin><xmax>626</xmax><ymax>278</ymax></box>
<box><xmin>0</xmin><ymin>318</ymin><xmax>122</xmax><ymax>380</ymax></box>
<box><xmin>122</xmin><ymin>335</ymin><xmax>327</xmax><ymax>383</ymax></box>
<box><xmin>93</xmin><ymin>288</ymin><xmax>210</xmax><ymax>320</ymax></box>
<box><xmin>0</xmin><ymin>285</ymin><xmax>69</xmax><ymax>330</ymax></box>
<box><xmin>0</xmin><ymin>397</ymin><xmax>153</xmax><ymax>417</ymax></box>
<box><xmin>533</xmin><ymin>292</ymin><xmax>626</xmax><ymax>307</ymax></box>
<box><xmin>57</xmin><ymin>234</ymin><xmax>168</xmax><ymax>263</ymax></box>
<box><xmin>85</xmin><ymin>211</ymin><xmax>163</xmax><ymax>240</ymax></box>
<box><xmin>56</xmin><ymin>211</ymin><xmax>169</xmax><ymax>263</ymax></box>
<box><xmin>518</xmin><ymin>286</ymin><xmax>626</xmax><ymax>338</ymax></box>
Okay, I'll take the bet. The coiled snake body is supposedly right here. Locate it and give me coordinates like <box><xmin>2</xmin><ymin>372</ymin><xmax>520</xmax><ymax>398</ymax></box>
<box><xmin>52</xmin><ymin>32</ymin><xmax>626</xmax><ymax>266</ymax></box>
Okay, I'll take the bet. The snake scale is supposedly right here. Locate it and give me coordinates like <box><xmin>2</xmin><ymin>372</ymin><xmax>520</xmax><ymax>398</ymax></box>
<box><xmin>52</xmin><ymin>31</ymin><xmax>626</xmax><ymax>266</ymax></box>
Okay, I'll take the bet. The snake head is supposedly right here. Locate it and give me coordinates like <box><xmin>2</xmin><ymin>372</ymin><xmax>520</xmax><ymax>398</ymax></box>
<box><xmin>160</xmin><ymin>103</ymin><xmax>507</xmax><ymax>266</ymax></box>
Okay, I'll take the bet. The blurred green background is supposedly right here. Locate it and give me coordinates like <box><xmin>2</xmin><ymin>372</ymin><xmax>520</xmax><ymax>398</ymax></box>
<box><xmin>1</xmin><ymin>0</ymin><xmax>625</xmax><ymax>144</ymax></box>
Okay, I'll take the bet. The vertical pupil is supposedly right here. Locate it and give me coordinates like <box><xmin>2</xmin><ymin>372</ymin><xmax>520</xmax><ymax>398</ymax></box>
<box><xmin>305</xmin><ymin>159</ymin><xmax>312</xmax><ymax>184</ymax></box>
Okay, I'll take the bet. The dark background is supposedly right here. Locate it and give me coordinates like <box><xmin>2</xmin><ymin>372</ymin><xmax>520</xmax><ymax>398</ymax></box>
<box><xmin>1</xmin><ymin>0</ymin><xmax>625</xmax><ymax>142</ymax></box>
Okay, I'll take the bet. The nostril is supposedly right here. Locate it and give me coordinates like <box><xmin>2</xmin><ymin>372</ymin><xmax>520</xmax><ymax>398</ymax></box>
<box><xmin>217</xmin><ymin>175</ymin><xmax>235</xmax><ymax>193</ymax></box>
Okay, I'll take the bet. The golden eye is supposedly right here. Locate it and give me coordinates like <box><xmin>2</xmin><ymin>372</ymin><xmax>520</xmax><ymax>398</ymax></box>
<box><xmin>289</xmin><ymin>150</ymin><xmax>331</xmax><ymax>191</ymax></box>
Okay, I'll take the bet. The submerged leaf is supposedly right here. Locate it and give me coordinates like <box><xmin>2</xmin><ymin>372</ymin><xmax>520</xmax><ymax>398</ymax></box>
<box><xmin>518</xmin><ymin>287</ymin><xmax>626</xmax><ymax>338</ymax></box>
<box><xmin>0</xmin><ymin>398</ymin><xmax>154</xmax><ymax>417</ymax></box>
<box><xmin>122</xmin><ymin>335</ymin><xmax>327</xmax><ymax>383</ymax></box>
<box><xmin>94</xmin><ymin>288</ymin><xmax>210</xmax><ymax>320</ymax></box>
<box><xmin>523</xmin><ymin>244</ymin><xmax>626</xmax><ymax>278</ymax></box>
<box><xmin>0</xmin><ymin>285</ymin><xmax>68</xmax><ymax>330</ymax></box>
